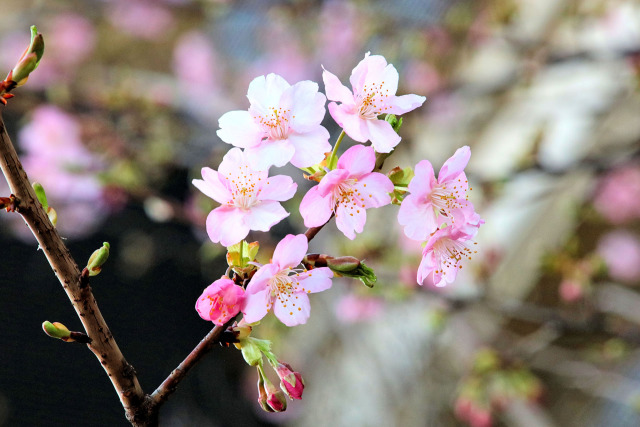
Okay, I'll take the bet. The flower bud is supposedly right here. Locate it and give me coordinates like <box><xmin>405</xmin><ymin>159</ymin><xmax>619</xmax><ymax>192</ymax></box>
<box><xmin>275</xmin><ymin>361</ymin><xmax>305</xmax><ymax>400</ymax></box>
<box><xmin>327</xmin><ymin>257</ymin><xmax>377</xmax><ymax>288</ymax></box>
<box><xmin>32</xmin><ymin>182</ymin><xmax>49</xmax><ymax>211</ymax></box>
<box><xmin>47</xmin><ymin>207</ymin><xmax>58</xmax><ymax>227</ymax></box>
<box><xmin>257</xmin><ymin>367</ymin><xmax>287</xmax><ymax>412</ymax></box>
<box><xmin>256</xmin><ymin>369</ymin><xmax>274</xmax><ymax>413</ymax></box>
<box><xmin>86</xmin><ymin>242</ymin><xmax>110</xmax><ymax>276</ymax></box>
<box><xmin>42</xmin><ymin>321</ymin><xmax>72</xmax><ymax>341</ymax></box>
<box><xmin>385</xmin><ymin>114</ymin><xmax>403</xmax><ymax>132</ymax></box>
<box><xmin>9</xmin><ymin>26</ymin><xmax>44</xmax><ymax>86</ymax></box>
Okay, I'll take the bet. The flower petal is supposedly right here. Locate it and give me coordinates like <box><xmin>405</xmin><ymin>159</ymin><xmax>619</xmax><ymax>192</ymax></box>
<box><xmin>192</xmin><ymin>167</ymin><xmax>232</xmax><ymax>204</ymax></box>
<box><xmin>387</xmin><ymin>94</ymin><xmax>426</xmax><ymax>115</ymax></box>
<box><xmin>317</xmin><ymin>169</ymin><xmax>349</xmax><ymax>197</ymax></box>
<box><xmin>322</xmin><ymin>67</ymin><xmax>355</xmax><ymax>105</ymax></box>
<box><xmin>241</xmin><ymin>287</ymin><xmax>271</xmax><ymax>324</ymax></box>
<box><xmin>272</xmin><ymin>234</ymin><xmax>308</xmax><ymax>270</ymax></box>
<box><xmin>328</xmin><ymin>102</ymin><xmax>369</xmax><ymax>142</ymax></box>
<box><xmin>398</xmin><ymin>194</ymin><xmax>438</xmax><ymax>241</ymax></box>
<box><xmin>354</xmin><ymin>172</ymin><xmax>393</xmax><ymax>208</ymax></box>
<box><xmin>336</xmin><ymin>145</ymin><xmax>375</xmax><ymax>177</ymax></box>
<box><xmin>260</xmin><ymin>175</ymin><xmax>297</xmax><ymax>201</ymax></box>
<box><xmin>273</xmin><ymin>291</ymin><xmax>310</xmax><ymax>326</ymax></box>
<box><xmin>300</xmin><ymin>186</ymin><xmax>333</xmax><ymax>228</ymax></box>
<box><xmin>245</xmin><ymin>263</ymin><xmax>279</xmax><ymax>295</ymax></box>
<box><xmin>247</xmin><ymin>73</ymin><xmax>290</xmax><ymax>112</ymax></box>
<box><xmin>287</xmin><ymin>127</ymin><xmax>331</xmax><ymax>169</ymax></box>
<box><xmin>365</xmin><ymin>119</ymin><xmax>401</xmax><ymax>153</ymax></box>
<box><xmin>408</xmin><ymin>159</ymin><xmax>436</xmax><ymax>196</ymax></box>
<box><xmin>217</xmin><ymin>110</ymin><xmax>263</xmax><ymax>148</ymax></box>
<box><xmin>439</xmin><ymin>146</ymin><xmax>471</xmax><ymax>183</ymax></box>
<box><xmin>245</xmin><ymin>139</ymin><xmax>296</xmax><ymax>171</ymax></box>
<box><xmin>281</xmin><ymin>81</ymin><xmax>327</xmax><ymax>132</ymax></box>
<box><xmin>350</xmin><ymin>53</ymin><xmax>387</xmax><ymax>92</ymax></box>
<box><xmin>335</xmin><ymin>202</ymin><xmax>366</xmax><ymax>240</ymax></box>
<box><xmin>244</xmin><ymin>201</ymin><xmax>289</xmax><ymax>232</ymax></box>
<box><xmin>206</xmin><ymin>206</ymin><xmax>249</xmax><ymax>246</ymax></box>
<box><xmin>296</xmin><ymin>267</ymin><xmax>333</xmax><ymax>293</ymax></box>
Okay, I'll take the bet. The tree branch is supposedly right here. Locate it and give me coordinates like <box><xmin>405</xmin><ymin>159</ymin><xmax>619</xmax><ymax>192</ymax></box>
<box><xmin>0</xmin><ymin>111</ymin><xmax>149</xmax><ymax>425</ymax></box>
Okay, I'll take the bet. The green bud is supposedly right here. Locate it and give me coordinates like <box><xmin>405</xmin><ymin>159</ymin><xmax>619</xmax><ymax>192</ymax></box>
<box><xmin>387</xmin><ymin>166</ymin><xmax>414</xmax><ymax>187</ymax></box>
<box><xmin>326</xmin><ymin>257</ymin><xmax>377</xmax><ymax>288</ymax></box>
<box><xmin>42</xmin><ymin>321</ymin><xmax>72</xmax><ymax>341</ymax></box>
<box><xmin>226</xmin><ymin>240</ymin><xmax>259</xmax><ymax>268</ymax></box>
<box><xmin>10</xmin><ymin>26</ymin><xmax>44</xmax><ymax>86</ymax></box>
<box><xmin>86</xmin><ymin>242</ymin><xmax>110</xmax><ymax>276</ymax></box>
<box><xmin>32</xmin><ymin>182</ymin><xmax>48</xmax><ymax>211</ymax></box>
<box><xmin>47</xmin><ymin>207</ymin><xmax>57</xmax><ymax>227</ymax></box>
<box><xmin>385</xmin><ymin>114</ymin><xmax>403</xmax><ymax>132</ymax></box>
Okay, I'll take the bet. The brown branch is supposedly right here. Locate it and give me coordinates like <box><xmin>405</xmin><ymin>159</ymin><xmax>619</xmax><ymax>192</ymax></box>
<box><xmin>149</xmin><ymin>317</ymin><xmax>237</xmax><ymax>409</ymax></box>
<box><xmin>0</xmin><ymin>111</ymin><xmax>150</xmax><ymax>426</ymax></box>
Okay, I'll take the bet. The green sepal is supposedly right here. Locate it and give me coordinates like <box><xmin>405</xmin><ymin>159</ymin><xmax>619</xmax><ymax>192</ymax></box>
<box><xmin>226</xmin><ymin>240</ymin><xmax>259</xmax><ymax>269</ymax></box>
<box><xmin>385</xmin><ymin>114</ymin><xmax>403</xmax><ymax>132</ymax></box>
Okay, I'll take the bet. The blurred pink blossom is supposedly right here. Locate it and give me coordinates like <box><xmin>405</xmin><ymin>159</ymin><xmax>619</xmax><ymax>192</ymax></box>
<box><xmin>597</xmin><ymin>231</ymin><xmax>640</xmax><ymax>283</ymax></box>
<box><xmin>559</xmin><ymin>279</ymin><xmax>584</xmax><ymax>302</ymax></box>
<box><xmin>173</xmin><ymin>31</ymin><xmax>220</xmax><ymax>93</ymax></box>
<box><xmin>48</xmin><ymin>14</ymin><xmax>96</xmax><ymax>66</ymax></box>
<box><xmin>403</xmin><ymin>60</ymin><xmax>442</xmax><ymax>95</ymax></box>
<box><xmin>593</xmin><ymin>164</ymin><xmax>640</xmax><ymax>224</ymax></box>
<box><xmin>107</xmin><ymin>1</ymin><xmax>174</xmax><ymax>40</ymax></box>
<box><xmin>335</xmin><ymin>294</ymin><xmax>384</xmax><ymax>323</ymax></box>
<box><xmin>316</xmin><ymin>1</ymin><xmax>364</xmax><ymax>75</ymax></box>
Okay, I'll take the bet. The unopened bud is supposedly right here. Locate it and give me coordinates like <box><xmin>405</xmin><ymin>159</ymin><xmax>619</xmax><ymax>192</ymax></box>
<box><xmin>385</xmin><ymin>114</ymin><xmax>403</xmax><ymax>132</ymax></box>
<box><xmin>9</xmin><ymin>26</ymin><xmax>44</xmax><ymax>86</ymax></box>
<box><xmin>86</xmin><ymin>242</ymin><xmax>110</xmax><ymax>276</ymax></box>
<box><xmin>326</xmin><ymin>257</ymin><xmax>377</xmax><ymax>288</ymax></box>
<box><xmin>47</xmin><ymin>206</ymin><xmax>58</xmax><ymax>227</ymax></box>
<box><xmin>42</xmin><ymin>321</ymin><xmax>72</xmax><ymax>341</ymax></box>
<box><xmin>32</xmin><ymin>182</ymin><xmax>48</xmax><ymax>211</ymax></box>
<box><xmin>257</xmin><ymin>366</ymin><xmax>287</xmax><ymax>412</ymax></box>
<box><xmin>275</xmin><ymin>361</ymin><xmax>305</xmax><ymax>400</ymax></box>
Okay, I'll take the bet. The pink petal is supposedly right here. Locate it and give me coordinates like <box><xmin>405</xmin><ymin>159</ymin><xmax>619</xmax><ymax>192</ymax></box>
<box><xmin>245</xmin><ymin>263</ymin><xmax>279</xmax><ymax>295</ymax></box>
<box><xmin>281</xmin><ymin>81</ymin><xmax>327</xmax><ymax>132</ymax></box>
<box><xmin>408</xmin><ymin>160</ymin><xmax>436</xmax><ymax>196</ymax></box>
<box><xmin>366</xmin><ymin>119</ymin><xmax>401</xmax><ymax>153</ymax></box>
<box><xmin>241</xmin><ymin>287</ymin><xmax>271</xmax><ymax>324</ymax></box>
<box><xmin>354</xmin><ymin>172</ymin><xmax>393</xmax><ymax>208</ymax></box>
<box><xmin>337</xmin><ymin>145</ymin><xmax>375</xmax><ymax>177</ymax></box>
<box><xmin>322</xmin><ymin>68</ymin><xmax>354</xmax><ymax>105</ymax></box>
<box><xmin>417</xmin><ymin>251</ymin><xmax>436</xmax><ymax>285</ymax></box>
<box><xmin>206</xmin><ymin>206</ymin><xmax>249</xmax><ymax>246</ymax></box>
<box><xmin>318</xmin><ymin>169</ymin><xmax>349</xmax><ymax>197</ymax></box>
<box><xmin>245</xmin><ymin>139</ymin><xmax>296</xmax><ymax>171</ymax></box>
<box><xmin>328</xmin><ymin>102</ymin><xmax>368</xmax><ymax>142</ymax></box>
<box><xmin>217</xmin><ymin>110</ymin><xmax>263</xmax><ymax>148</ymax></box>
<box><xmin>273</xmin><ymin>291</ymin><xmax>310</xmax><ymax>326</ymax></box>
<box><xmin>260</xmin><ymin>175</ymin><xmax>297</xmax><ymax>201</ymax></box>
<box><xmin>335</xmin><ymin>202</ymin><xmax>366</xmax><ymax>240</ymax></box>
<box><xmin>247</xmin><ymin>73</ymin><xmax>290</xmax><ymax>111</ymax></box>
<box><xmin>438</xmin><ymin>146</ymin><xmax>471</xmax><ymax>183</ymax></box>
<box><xmin>192</xmin><ymin>167</ymin><xmax>231</xmax><ymax>204</ymax></box>
<box><xmin>398</xmin><ymin>194</ymin><xmax>438</xmax><ymax>241</ymax></box>
<box><xmin>287</xmin><ymin>127</ymin><xmax>331</xmax><ymax>168</ymax></box>
<box><xmin>378</xmin><ymin>63</ymin><xmax>399</xmax><ymax>97</ymax></box>
<box><xmin>244</xmin><ymin>201</ymin><xmax>289</xmax><ymax>231</ymax></box>
<box><xmin>296</xmin><ymin>267</ymin><xmax>333</xmax><ymax>293</ymax></box>
<box><xmin>350</xmin><ymin>53</ymin><xmax>387</xmax><ymax>91</ymax></box>
<box><xmin>273</xmin><ymin>234</ymin><xmax>308</xmax><ymax>270</ymax></box>
<box><xmin>387</xmin><ymin>94</ymin><xmax>426</xmax><ymax>115</ymax></box>
<box><xmin>217</xmin><ymin>147</ymin><xmax>267</xmax><ymax>182</ymax></box>
<box><xmin>299</xmin><ymin>186</ymin><xmax>333</xmax><ymax>228</ymax></box>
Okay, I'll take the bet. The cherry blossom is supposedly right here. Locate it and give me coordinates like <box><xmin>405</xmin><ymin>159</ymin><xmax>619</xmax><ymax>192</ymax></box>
<box><xmin>195</xmin><ymin>277</ymin><xmax>246</xmax><ymax>326</ymax></box>
<box><xmin>192</xmin><ymin>148</ymin><xmax>296</xmax><ymax>247</ymax></box>
<box><xmin>299</xmin><ymin>145</ymin><xmax>393</xmax><ymax>240</ymax></box>
<box><xmin>322</xmin><ymin>52</ymin><xmax>425</xmax><ymax>153</ymax></box>
<box><xmin>417</xmin><ymin>225</ymin><xmax>478</xmax><ymax>287</ymax></box>
<box><xmin>242</xmin><ymin>234</ymin><xmax>333</xmax><ymax>327</ymax></box>
<box><xmin>597</xmin><ymin>230</ymin><xmax>640</xmax><ymax>282</ymax></box>
<box><xmin>398</xmin><ymin>146</ymin><xmax>478</xmax><ymax>241</ymax></box>
<box><xmin>274</xmin><ymin>361</ymin><xmax>305</xmax><ymax>400</ymax></box>
<box><xmin>217</xmin><ymin>73</ymin><xmax>331</xmax><ymax>170</ymax></box>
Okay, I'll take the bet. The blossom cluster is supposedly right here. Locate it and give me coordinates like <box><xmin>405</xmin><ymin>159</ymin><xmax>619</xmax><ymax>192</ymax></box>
<box><xmin>192</xmin><ymin>52</ymin><xmax>482</xmax><ymax>336</ymax></box>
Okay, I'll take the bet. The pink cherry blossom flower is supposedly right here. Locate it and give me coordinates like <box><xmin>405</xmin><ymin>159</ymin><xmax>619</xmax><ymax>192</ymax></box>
<box><xmin>322</xmin><ymin>52</ymin><xmax>426</xmax><ymax>153</ymax></box>
<box><xmin>398</xmin><ymin>146</ymin><xmax>479</xmax><ymax>241</ymax></box>
<box><xmin>597</xmin><ymin>230</ymin><xmax>640</xmax><ymax>283</ymax></box>
<box><xmin>217</xmin><ymin>73</ymin><xmax>331</xmax><ymax>170</ymax></box>
<box><xmin>195</xmin><ymin>277</ymin><xmax>246</xmax><ymax>326</ymax></box>
<box><xmin>192</xmin><ymin>148</ymin><xmax>297</xmax><ymax>247</ymax></box>
<box><xmin>417</xmin><ymin>225</ymin><xmax>478</xmax><ymax>287</ymax></box>
<box><xmin>299</xmin><ymin>145</ymin><xmax>393</xmax><ymax>240</ymax></box>
<box><xmin>335</xmin><ymin>293</ymin><xmax>384</xmax><ymax>323</ymax></box>
<box><xmin>242</xmin><ymin>234</ymin><xmax>333</xmax><ymax>326</ymax></box>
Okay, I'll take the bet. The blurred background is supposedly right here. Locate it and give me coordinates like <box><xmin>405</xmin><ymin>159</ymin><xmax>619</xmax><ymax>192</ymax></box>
<box><xmin>1</xmin><ymin>0</ymin><xmax>640</xmax><ymax>426</ymax></box>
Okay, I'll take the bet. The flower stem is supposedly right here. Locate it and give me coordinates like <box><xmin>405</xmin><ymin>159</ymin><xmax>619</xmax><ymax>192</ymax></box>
<box><xmin>327</xmin><ymin>130</ymin><xmax>346</xmax><ymax>170</ymax></box>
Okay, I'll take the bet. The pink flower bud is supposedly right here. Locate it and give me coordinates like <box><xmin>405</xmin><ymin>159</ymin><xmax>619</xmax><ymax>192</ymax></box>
<box><xmin>559</xmin><ymin>279</ymin><xmax>584</xmax><ymax>303</ymax></box>
<box><xmin>195</xmin><ymin>277</ymin><xmax>245</xmax><ymax>326</ymax></box>
<box><xmin>275</xmin><ymin>361</ymin><xmax>305</xmax><ymax>400</ymax></box>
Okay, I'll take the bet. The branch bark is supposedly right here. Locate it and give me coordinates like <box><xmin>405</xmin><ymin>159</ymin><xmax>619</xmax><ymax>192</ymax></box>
<box><xmin>0</xmin><ymin>111</ymin><xmax>150</xmax><ymax>425</ymax></box>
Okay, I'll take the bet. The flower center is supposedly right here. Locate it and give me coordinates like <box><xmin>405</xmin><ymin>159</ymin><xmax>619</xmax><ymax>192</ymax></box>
<box><xmin>226</xmin><ymin>165</ymin><xmax>262</xmax><ymax>210</ymax></box>
<box><xmin>432</xmin><ymin>235</ymin><xmax>477</xmax><ymax>279</ymax></box>
<box><xmin>330</xmin><ymin>178</ymin><xmax>367</xmax><ymax>216</ymax></box>
<box><xmin>255</xmin><ymin>106</ymin><xmax>291</xmax><ymax>140</ymax></box>
<box><xmin>429</xmin><ymin>178</ymin><xmax>470</xmax><ymax>217</ymax></box>
<box><xmin>356</xmin><ymin>82</ymin><xmax>391</xmax><ymax>120</ymax></box>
